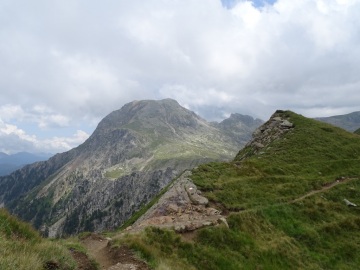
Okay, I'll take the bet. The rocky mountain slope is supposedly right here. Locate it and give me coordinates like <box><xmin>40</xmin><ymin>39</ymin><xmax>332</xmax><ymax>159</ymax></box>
<box><xmin>316</xmin><ymin>111</ymin><xmax>360</xmax><ymax>131</ymax></box>
<box><xmin>0</xmin><ymin>99</ymin><xmax>262</xmax><ymax>237</ymax></box>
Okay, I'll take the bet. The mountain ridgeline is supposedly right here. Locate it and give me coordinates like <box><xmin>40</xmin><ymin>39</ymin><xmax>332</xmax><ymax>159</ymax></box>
<box><xmin>0</xmin><ymin>99</ymin><xmax>262</xmax><ymax>237</ymax></box>
<box><xmin>316</xmin><ymin>111</ymin><xmax>360</xmax><ymax>132</ymax></box>
<box><xmin>0</xmin><ymin>152</ymin><xmax>52</xmax><ymax>176</ymax></box>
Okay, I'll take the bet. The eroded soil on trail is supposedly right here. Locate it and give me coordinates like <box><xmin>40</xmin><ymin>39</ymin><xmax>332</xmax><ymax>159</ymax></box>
<box><xmin>81</xmin><ymin>234</ymin><xmax>150</xmax><ymax>270</ymax></box>
<box><xmin>71</xmin><ymin>250</ymin><xmax>97</xmax><ymax>270</ymax></box>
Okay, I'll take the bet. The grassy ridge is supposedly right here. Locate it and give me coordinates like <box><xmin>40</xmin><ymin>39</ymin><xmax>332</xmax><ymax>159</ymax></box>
<box><xmin>192</xmin><ymin>112</ymin><xmax>360</xmax><ymax>210</ymax></box>
<box><xmin>0</xmin><ymin>208</ymin><xmax>99</xmax><ymax>270</ymax></box>
<box><xmin>118</xmin><ymin>111</ymin><xmax>360</xmax><ymax>269</ymax></box>
<box><xmin>0</xmin><ymin>208</ymin><xmax>77</xmax><ymax>269</ymax></box>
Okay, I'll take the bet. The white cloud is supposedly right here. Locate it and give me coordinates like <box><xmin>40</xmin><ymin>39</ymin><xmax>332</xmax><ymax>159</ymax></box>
<box><xmin>0</xmin><ymin>105</ymin><xmax>26</xmax><ymax>121</ymax></box>
<box><xmin>0</xmin><ymin>119</ymin><xmax>89</xmax><ymax>154</ymax></box>
<box><xmin>0</xmin><ymin>0</ymin><xmax>360</xmax><ymax>152</ymax></box>
<box><xmin>0</xmin><ymin>104</ymin><xmax>70</xmax><ymax>129</ymax></box>
<box><xmin>40</xmin><ymin>130</ymin><xmax>90</xmax><ymax>153</ymax></box>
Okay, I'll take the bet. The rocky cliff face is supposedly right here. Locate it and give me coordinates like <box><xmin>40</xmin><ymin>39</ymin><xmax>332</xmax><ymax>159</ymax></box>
<box><xmin>0</xmin><ymin>99</ymin><xmax>262</xmax><ymax>237</ymax></box>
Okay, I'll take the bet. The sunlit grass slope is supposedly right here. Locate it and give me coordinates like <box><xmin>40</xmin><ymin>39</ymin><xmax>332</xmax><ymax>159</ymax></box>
<box><xmin>118</xmin><ymin>111</ymin><xmax>360</xmax><ymax>269</ymax></box>
<box><xmin>193</xmin><ymin>111</ymin><xmax>360</xmax><ymax>210</ymax></box>
<box><xmin>0</xmin><ymin>208</ymin><xmax>80</xmax><ymax>270</ymax></box>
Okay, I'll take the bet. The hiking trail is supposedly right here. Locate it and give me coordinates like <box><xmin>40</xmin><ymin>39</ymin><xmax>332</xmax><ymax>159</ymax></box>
<box><xmin>81</xmin><ymin>234</ymin><xmax>150</xmax><ymax>270</ymax></box>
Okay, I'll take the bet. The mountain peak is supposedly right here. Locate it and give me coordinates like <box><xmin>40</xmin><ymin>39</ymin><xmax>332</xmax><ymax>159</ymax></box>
<box><xmin>0</xmin><ymin>98</ymin><xmax>262</xmax><ymax>237</ymax></box>
<box><xmin>95</xmin><ymin>99</ymin><xmax>203</xmax><ymax>136</ymax></box>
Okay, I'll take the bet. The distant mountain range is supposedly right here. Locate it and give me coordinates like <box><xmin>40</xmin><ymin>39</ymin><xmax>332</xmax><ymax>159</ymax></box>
<box><xmin>316</xmin><ymin>111</ymin><xmax>360</xmax><ymax>132</ymax></box>
<box><xmin>0</xmin><ymin>99</ymin><xmax>263</xmax><ymax>237</ymax></box>
<box><xmin>0</xmin><ymin>152</ymin><xmax>52</xmax><ymax>176</ymax></box>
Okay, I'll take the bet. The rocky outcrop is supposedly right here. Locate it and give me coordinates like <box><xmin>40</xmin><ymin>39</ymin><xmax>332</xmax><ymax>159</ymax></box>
<box><xmin>236</xmin><ymin>110</ymin><xmax>294</xmax><ymax>161</ymax></box>
<box><xmin>128</xmin><ymin>171</ymin><xmax>226</xmax><ymax>233</ymax></box>
<box><xmin>344</xmin><ymin>199</ymin><xmax>357</xmax><ymax>207</ymax></box>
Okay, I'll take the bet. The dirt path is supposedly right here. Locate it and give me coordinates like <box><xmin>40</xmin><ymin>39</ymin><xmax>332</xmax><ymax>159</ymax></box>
<box><xmin>223</xmin><ymin>177</ymin><xmax>358</xmax><ymax>217</ymax></box>
<box><xmin>82</xmin><ymin>234</ymin><xmax>112</xmax><ymax>269</ymax></box>
<box><xmin>292</xmin><ymin>177</ymin><xmax>356</xmax><ymax>203</ymax></box>
<box><xmin>81</xmin><ymin>234</ymin><xmax>150</xmax><ymax>270</ymax></box>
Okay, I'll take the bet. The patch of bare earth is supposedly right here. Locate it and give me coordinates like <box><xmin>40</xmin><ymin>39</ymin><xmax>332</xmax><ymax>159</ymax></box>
<box><xmin>70</xmin><ymin>250</ymin><xmax>97</xmax><ymax>270</ymax></box>
<box><xmin>81</xmin><ymin>233</ymin><xmax>150</xmax><ymax>270</ymax></box>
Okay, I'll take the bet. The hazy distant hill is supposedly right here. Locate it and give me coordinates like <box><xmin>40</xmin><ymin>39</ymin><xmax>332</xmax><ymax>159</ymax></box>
<box><xmin>213</xmin><ymin>113</ymin><xmax>264</xmax><ymax>145</ymax></box>
<box><xmin>0</xmin><ymin>99</ymin><xmax>262</xmax><ymax>237</ymax></box>
<box><xmin>316</xmin><ymin>111</ymin><xmax>360</xmax><ymax>131</ymax></box>
<box><xmin>0</xmin><ymin>152</ymin><xmax>52</xmax><ymax>176</ymax></box>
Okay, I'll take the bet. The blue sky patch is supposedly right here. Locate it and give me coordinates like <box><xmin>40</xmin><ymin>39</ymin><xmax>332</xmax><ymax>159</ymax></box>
<box><xmin>221</xmin><ymin>0</ymin><xmax>277</xmax><ymax>9</ymax></box>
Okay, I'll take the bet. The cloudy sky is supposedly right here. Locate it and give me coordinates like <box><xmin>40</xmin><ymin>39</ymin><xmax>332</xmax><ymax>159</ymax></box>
<box><xmin>1</xmin><ymin>0</ymin><xmax>360</xmax><ymax>154</ymax></box>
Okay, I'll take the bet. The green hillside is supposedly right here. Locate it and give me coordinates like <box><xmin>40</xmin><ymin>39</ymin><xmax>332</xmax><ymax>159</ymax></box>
<box><xmin>355</xmin><ymin>128</ymin><xmax>360</xmax><ymax>135</ymax></box>
<box><xmin>0</xmin><ymin>208</ymin><xmax>97</xmax><ymax>270</ymax></box>
<box><xmin>117</xmin><ymin>111</ymin><xmax>360</xmax><ymax>269</ymax></box>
